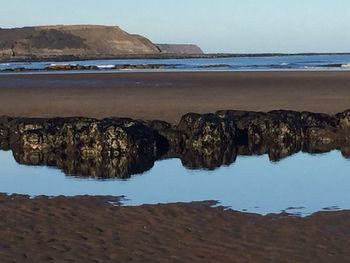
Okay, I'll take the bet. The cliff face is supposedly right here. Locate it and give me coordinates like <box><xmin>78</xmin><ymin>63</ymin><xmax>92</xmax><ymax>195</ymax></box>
<box><xmin>0</xmin><ymin>25</ymin><xmax>205</xmax><ymax>61</ymax></box>
<box><xmin>156</xmin><ymin>44</ymin><xmax>203</xmax><ymax>54</ymax></box>
<box><xmin>0</xmin><ymin>25</ymin><xmax>161</xmax><ymax>61</ymax></box>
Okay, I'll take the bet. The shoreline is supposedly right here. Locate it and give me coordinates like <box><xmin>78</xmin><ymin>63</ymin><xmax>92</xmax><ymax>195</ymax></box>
<box><xmin>2</xmin><ymin>68</ymin><xmax>350</xmax><ymax>76</ymax></box>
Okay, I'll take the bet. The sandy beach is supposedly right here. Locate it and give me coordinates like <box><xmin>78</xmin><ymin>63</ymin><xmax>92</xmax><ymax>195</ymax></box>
<box><xmin>1</xmin><ymin>71</ymin><xmax>350</xmax><ymax>123</ymax></box>
<box><xmin>1</xmin><ymin>71</ymin><xmax>350</xmax><ymax>262</ymax></box>
<box><xmin>0</xmin><ymin>194</ymin><xmax>349</xmax><ymax>263</ymax></box>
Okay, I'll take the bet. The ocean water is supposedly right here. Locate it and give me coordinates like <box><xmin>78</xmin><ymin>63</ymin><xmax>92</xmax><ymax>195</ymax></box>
<box><xmin>1</xmin><ymin>149</ymin><xmax>350</xmax><ymax>216</ymax></box>
<box><xmin>1</xmin><ymin>54</ymin><xmax>350</xmax><ymax>72</ymax></box>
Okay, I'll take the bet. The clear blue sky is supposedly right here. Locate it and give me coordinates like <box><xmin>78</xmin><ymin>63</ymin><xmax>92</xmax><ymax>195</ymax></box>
<box><xmin>1</xmin><ymin>0</ymin><xmax>350</xmax><ymax>53</ymax></box>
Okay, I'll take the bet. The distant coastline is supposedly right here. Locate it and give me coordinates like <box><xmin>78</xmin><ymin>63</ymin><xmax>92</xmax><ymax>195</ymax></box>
<box><xmin>1</xmin><ymin>52</ymin><xmax>350</xmax><ymax>63</ymax></box>
<box><xmin>1</xmin><ymin>25</ymin><xmax>349</xmax><ymax>63</ymax></box>
<box><xmin>0</xmin><ymin>25</ymin><xmax>203</xmax><ymax>63</ymax></box>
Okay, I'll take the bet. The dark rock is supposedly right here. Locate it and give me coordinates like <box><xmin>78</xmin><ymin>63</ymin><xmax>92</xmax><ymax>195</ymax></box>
<box><xmin>7</xmin><ymin>117</ymin><xmax>161</xmax><ymax>178</ymax></box>
<box><xmin>177</xmin><ymin>113</ymin><xmax>235</xmax><ymax>148</ymax></box>
<box><xmin>0</xmin><ymin>116</ymin><xmax>12</xmax><ymax>138</ymax></box>
<box><xmin>147</xmin><ymin>120</ymin><xmax>182</xmax><ymax>154</ymax></box>
<box><xmin>1</xmin><ymin>109</ymin><xmax>350</xmax><ymax>176</ymax></box>
<box><xmin>113</xmin><ymin>64</ymin><xmax>168</xmax><ymax>70</ymax></box>
<box><xmin>217</xmin><ymin>110</ymin><xmax>302</xmax><ymax>145</ymax></box>
<box><xmin>336</xmin><ymin>110</ymin><xmax>350</xmax><ymax>129</ymax></box>
<box><xmin>0</xmin><ymin>116</ymin><xmax>12</xmax><ymax>150</ymax></box>
<box><xmin>45</xmin><ymin>64</ymin><xmax>99</xmax><ymax>71</ymax></box>
<box><xmin>177</xmin><ymin>113</ymin><xmax>236</xmax><ymax>149</ymax></box>
<box><xmin>300</xmin><ymin>111</ymin><xmax>337</xmax><ymax>131</ymax></box>
<box><xmin>175</xmin><ymin>113</ymin><xmax>236</xmax><ymax>169</ymax></box>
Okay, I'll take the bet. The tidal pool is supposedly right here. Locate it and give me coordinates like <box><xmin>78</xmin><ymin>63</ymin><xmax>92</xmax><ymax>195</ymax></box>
<box><xmin>1</xmin><ymin>150</ymin><xmax>350</xmax><ymax>216</ymax></box>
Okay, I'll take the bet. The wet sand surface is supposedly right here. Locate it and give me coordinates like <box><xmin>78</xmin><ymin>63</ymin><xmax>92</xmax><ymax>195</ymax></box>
<box><xmin>0</xmin><ymin>194</ymin><xmax>349</xmax><ymax>263</ymax></box>
<box><xmin>0</xmin><ymin>71</ymin><xmax>350</xmax><ymax>123</ymax></box>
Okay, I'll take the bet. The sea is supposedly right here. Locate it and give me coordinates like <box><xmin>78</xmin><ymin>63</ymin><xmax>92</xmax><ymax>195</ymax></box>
<box><xmin>1</xmin><ymin>54</ymin><xmax>350</xmax><ymax>72</ymax></box>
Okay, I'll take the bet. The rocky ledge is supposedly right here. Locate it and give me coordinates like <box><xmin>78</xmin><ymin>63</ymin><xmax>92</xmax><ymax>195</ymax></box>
<box><xmin>1</xmin><ymin>110</ymin><xmax>350</xmax><ymax>178</ymax></box>
<box><xmin>0</xmin><ymin>63</ymin><xmax>176</xmax><ymax>73</ymax></box>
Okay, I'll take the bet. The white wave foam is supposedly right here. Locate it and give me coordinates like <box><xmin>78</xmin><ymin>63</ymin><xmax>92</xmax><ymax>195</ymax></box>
<box><xmin>97</xmin><ymin>65</ymin><xmax>115</xmax><ymax>69</ymax></box>
<box><xmin>49</xmin><ymin>63</ymin><xmax>77</xmax><ymax>67</ymax></box>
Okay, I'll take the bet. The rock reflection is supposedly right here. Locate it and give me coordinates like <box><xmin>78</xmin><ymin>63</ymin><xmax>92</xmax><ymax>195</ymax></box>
<box><xmin>6</xmin><ymin>137</ymin><xmax>349</xmax><ymax>179</ymax></box>
<box><xmin>179</xmin><ymin>146</ymin><xmax>237</xmax><ymax>170</ymax></box>
<box><xmin>1</xmin><ymin>109</ymin><xmax>350</xmax><ymax>178</ymax></box>
<box><xmin>12</xmin><ymin>150</ymin><xmax>156</xmax><ymax>179</ymax></box>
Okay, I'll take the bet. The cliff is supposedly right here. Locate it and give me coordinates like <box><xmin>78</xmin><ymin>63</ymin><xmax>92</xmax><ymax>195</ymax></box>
<box><xmin>0</xmin><ymin>25</ymin><xmax>203</xmax><ymax>61</ymax></box>
<box><xmin>156</xmin><ymin>44</ymin><xmax>203</xmax><ymax>54</ymax></box>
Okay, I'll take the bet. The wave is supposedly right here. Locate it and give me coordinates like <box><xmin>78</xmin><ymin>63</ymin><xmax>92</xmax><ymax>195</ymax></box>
<box><xmin>49</xmin><ymin>63</ymin><xmax>78</xmax><ymax>67</ymax></box>
<box><xmin>96</xmin><ymin>65</ymin><xmax>115</xmax><ymax>69</ymax></box>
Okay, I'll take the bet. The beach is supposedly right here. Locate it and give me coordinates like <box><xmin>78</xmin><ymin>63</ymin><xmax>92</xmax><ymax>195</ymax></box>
<box><xmin>2</xmin><ymin>1</ymin><xmax>350</xmax><ymax>261</ymax></box>
<box><xmin>2</xmin><ymin>70</ymin><xmax>350</xmax><ymax>262</ymax></box>
<box><xmin>1</xmin><ymin>194</ymin><xmax>350</xmax><ymax>263</ymax></box>
<box><xmin>1</xmin><ymin>71</ymin><xmax>350</xmax><ymax>123</ymax></box>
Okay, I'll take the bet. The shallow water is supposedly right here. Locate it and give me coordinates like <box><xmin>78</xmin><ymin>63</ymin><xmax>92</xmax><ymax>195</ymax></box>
<box><xmin>1</xmin><ymin>54</ymin><xmax>350</xmax><ymax>72</ymax></box>
<box><xmin>1</xmin><ymin>150</ymin><xmax>350</xmax><ymax>216</ymax></box>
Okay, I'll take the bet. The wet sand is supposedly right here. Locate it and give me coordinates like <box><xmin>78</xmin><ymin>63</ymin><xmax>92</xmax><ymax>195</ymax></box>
<box><xmin>0</xmin><ymin>194</ymin><xmax>349</xmax><ymax>263</ymax></box>
<box><xmin>1</xmin><ymin>71</ymin><xmax>350</xmax><ymax>123</ymax></box>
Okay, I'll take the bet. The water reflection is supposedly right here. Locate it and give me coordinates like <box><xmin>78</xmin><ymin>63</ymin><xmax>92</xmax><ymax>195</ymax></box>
<box><xmin>1</xmin><ymin>113</ymin><xmax>350</xmax><ymax>216</ymax></box>
<box><xmin>1</xmin><ymin>150</ymin><xmax>350</xmax><ymax>216</ymax></box>
<box><xmin>2</xmin><ymin>111</ymin><xmax>350</xmax><ymax>178</ymax></box>
<box><xmin>12</xmin><ymin>150</ymin><xmax>156</xmax><ymax>179</ymax></box>
<box><xmin>2</xmin><ymin>140</ymin><xmax>350</xmax><ymax>178</ymax></box>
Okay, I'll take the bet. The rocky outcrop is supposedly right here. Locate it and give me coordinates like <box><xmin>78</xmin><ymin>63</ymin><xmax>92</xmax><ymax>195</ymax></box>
<box><xmin>336</xmin><ymin>110</ymin><xmax>350</xmax><ymax>129</ymax></box>
<box><xmin>0</xmin><ymin>63</ymin><xmax>177</xmax><ymax>73</ymax></box>
<box><xmin>175</xmin><ymin>113</ymin><xmax>236</xmax><ymax>169</ymax></box>
<box><xmin>3</xmin><ymin>117</ymin><xmax>163</xmax><ymax>178</ymax></box>
<box><xmin>1</xmin><ymin>109</ymin><xmax>350</xmax><ymax>177</ymax></box>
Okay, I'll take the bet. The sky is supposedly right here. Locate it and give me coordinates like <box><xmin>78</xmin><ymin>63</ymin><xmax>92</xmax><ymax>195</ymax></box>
<box><xmin>0</xmin><ymin>0</ymin><xmax>350</xmax><ymax>53</ymax></box>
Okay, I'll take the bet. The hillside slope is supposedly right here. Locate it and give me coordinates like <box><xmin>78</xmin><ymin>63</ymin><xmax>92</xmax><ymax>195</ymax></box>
<box><xmin>0</xmin><ymin>25</ymin><xmax>205</xmax><ymax>61</ymax></box>
<box><xmin>0</xmin><ymin>25</ymin><xmax>161</xmax><ymax>61</ymax></box>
